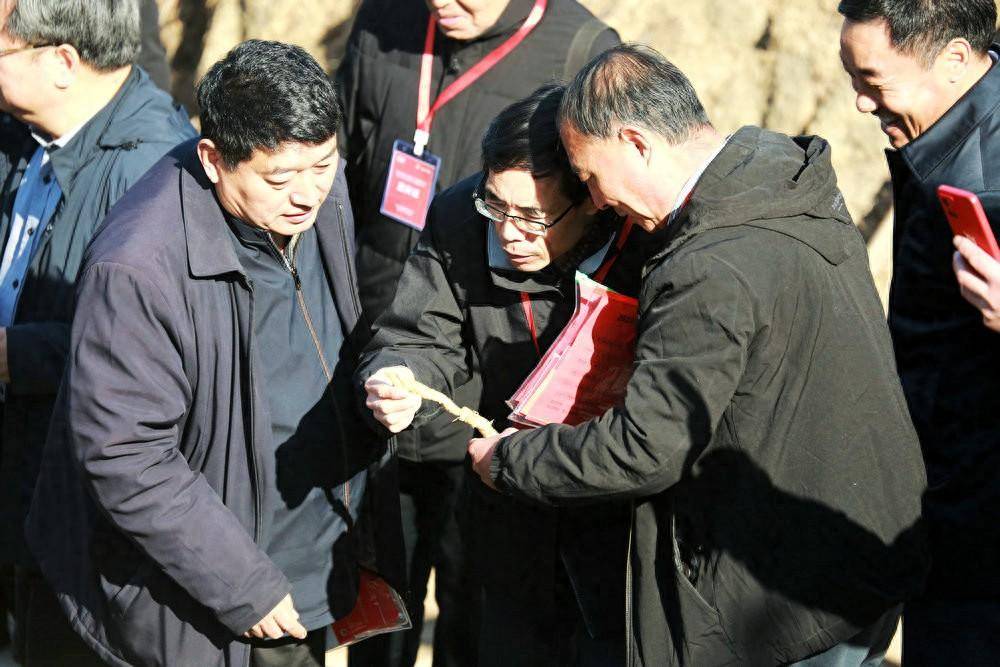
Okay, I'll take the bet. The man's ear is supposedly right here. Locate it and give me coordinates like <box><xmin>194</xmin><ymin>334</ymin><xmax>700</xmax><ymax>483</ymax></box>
<box><xmin>936</xmin><ymin>37</ymin><xmax>976</xmax><ymax>83</ymax></box>
<box><xmin>51</xmin><ymin>43</ymin><xmax>81</xmax><ymax>89</ymax></box>
<box><xmin>619</xmin><ymin>126</ymin><xmax>653</xmax><ymax>163</ymax></box>
<box><xmin>197</xmin><ymin>138</ymin><xmax>224</xmax><ymax>184</ymax></box>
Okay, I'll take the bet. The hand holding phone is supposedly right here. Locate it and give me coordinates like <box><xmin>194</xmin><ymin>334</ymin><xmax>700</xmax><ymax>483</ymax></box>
<box><xmin>937</xmin><ymin>185</ymin><xmax>1000</xmax><ymax>260</ymax></box>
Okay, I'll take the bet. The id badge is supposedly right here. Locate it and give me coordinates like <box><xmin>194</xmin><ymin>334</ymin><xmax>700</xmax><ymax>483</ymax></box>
<box><xmin>380</xmin><ymin>139</ymin><xmax>442</xmax><ymax>231</ymax></box>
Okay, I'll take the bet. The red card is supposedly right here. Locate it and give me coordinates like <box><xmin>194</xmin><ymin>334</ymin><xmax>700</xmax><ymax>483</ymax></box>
<box><xmin>380</xmin><ymin>139</ymin><xmax>441</xmax><ymax>231</ymax></box>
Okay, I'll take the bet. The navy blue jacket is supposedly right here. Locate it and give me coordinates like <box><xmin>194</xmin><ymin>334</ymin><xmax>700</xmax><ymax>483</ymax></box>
<box><xmin>0</xmin><ymin>66</ymin><xmax>194</xmax><ymax>564</ymax></box>
<box><xmin>25</xmin><ymin>142</ymin><xmax>404</xmax><ymax>666</ymax></box>
<box><xmin>886</xmin><ymin>50</ymin><xmax>1000</xmax><ymax>599</ymax></box>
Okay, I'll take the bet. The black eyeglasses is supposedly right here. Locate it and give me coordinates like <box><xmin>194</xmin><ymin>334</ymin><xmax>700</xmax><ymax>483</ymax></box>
<box><xmin>472</xmin><ymin>177</ymin><xmax>576</xmax><ymax>237</ymax></box>
<box><xmin>0</xmin><ymin>43</ymin><xmax>55</xmax><ymax>59</ymax></box>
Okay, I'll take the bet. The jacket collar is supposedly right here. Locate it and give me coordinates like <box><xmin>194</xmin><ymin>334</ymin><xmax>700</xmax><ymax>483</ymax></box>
<box><xmin>47</xmin><ymin>66</ymin><xmax>147</xmax><ymax>189</ymax></box>
<box><xmin>897</xmin><ymin>46</ymin><xmax>1000</xmax><ymax>181</ymax></box>
<box><xmin>178</xmin><ymin>140</ymin><xmax>245</xmax><ymax>280</ymax></box>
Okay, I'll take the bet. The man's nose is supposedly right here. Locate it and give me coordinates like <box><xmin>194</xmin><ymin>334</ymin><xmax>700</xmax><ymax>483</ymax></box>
<box><xmin>496</xmin><ymin>218</ymin><xmax>527</xmax><ymax>244</ymax></box>
<box><xmin>588</xmin><ymin>183</ymin><xmax>610</xmax><ymax>210</ymax></box>
<box><xmin>290</xmin><ymin>187</ymin><xmax>319</xmax><ymax>210</ymax></box>
<box><xmin>855</xmin><ymin>92</ymin><xmax>878</xmax><ymax>115</ymax></box>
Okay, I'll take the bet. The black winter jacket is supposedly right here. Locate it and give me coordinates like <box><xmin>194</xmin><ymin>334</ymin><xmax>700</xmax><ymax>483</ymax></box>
<box><xmin>337</xmin><ymin>0</ymin><xmax>618</xmax><ymax>462</ymax></box>
<box><xmin>0</xmin><ymin>67</ymin><xmax>194</xmax><ymax>564</ymax></box>
<box><xmin>357</xmin><ymin>173</ymin><xmax>666</xmax><ymax>640</ymax></box>
<box><xmin>886</xmin><ymin>50</ymin><xmax>1000</xmax><ymax>600</ymax></box>
<box><xmin>492</xmin><ymin>127</ymin><xmax>930</xmax><ymax>666</ymax></box>
<box><xmin>24</xmin><ymin>142</ymin><xmax>404</xmax><ymax>667</ymax></box>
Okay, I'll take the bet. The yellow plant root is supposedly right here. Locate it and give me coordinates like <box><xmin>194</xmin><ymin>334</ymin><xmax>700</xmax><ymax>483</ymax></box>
<box><xmin>384</xmin><ymin>368</ymin><xmax>498</xmax><ymax>438</ymax></box>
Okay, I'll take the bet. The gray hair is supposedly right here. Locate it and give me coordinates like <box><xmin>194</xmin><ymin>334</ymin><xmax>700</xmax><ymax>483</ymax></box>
<box><xmin>6</xmin><ymin>0</ymin><xmax>140</xmax><ymax>71</ymax></box>
<box><xmin>559</xmin><ymin>43</ymin><xmax>711</xmax><ymax>144</ymax></box>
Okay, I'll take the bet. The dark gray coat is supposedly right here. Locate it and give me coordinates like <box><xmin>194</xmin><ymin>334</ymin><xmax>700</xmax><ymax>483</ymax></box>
<box><xmin>492</xmin><ymin>128</ymin><xmax>930</xmax><ymax>666</ymax></box>
<box><xmin>337</xmin><ymin>0</ymin><xmax>619</xmax><ymax>462</ymax></box>
<box><xmin>0</xmin><ymin>67</ymin><xmax>194</xmax><ymax>564</ymax></box>
<box><xmin>25</xmin><ymin>142</ymin><xmax>404</xmax><ymax>667</ymax></box>
<box><xmin>886</xmin><ymin>49</ymin><xmax>1000</xmax><ymax>599</ymax></box>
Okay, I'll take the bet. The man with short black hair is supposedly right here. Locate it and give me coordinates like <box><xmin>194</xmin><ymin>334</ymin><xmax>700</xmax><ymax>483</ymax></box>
<box><xmin>359</xmin><ymin>84</ymin><xmax>657</xmax><ymax>667</ymax></box>
<box><xmin>24</xmin><ymin>39</ymin><xmax>403</xmax><ymax>667</ymax></box>
<box><xmin>0</xmin><ymin>0</ymin><xmax>193</xmax><ymax>662</ymax></box>
<box><xmin>469</xmin><ymin>44</ymin><xmax>929</xmax><ymax>667</ymax></box>
<box><xmin>838</xmin><ymin>2</ymin><xmax>1000</xmax><ymax>663</ymax></box>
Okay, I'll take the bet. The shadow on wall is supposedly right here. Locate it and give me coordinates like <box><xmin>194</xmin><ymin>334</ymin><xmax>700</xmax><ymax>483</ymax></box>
<box><xmin>170</xmin><ymin>0</ymin><xmax>216</xmax><ymax>116</ymax></box>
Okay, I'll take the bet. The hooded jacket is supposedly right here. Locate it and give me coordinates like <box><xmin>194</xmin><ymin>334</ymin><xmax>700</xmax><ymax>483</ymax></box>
<box><xmin>0</xmin><ymin>66</ymin><xmax>195</xmax><ymax>564</ymax></box>
<box><xmin>337</xmin><ymin>0</ymin><xmax>619</xmax><ymax>462</ymax></box>
<box><xmin>491</xmin><ymin>127</ymin><xmax>930</xmax><ymax>665</ymax></box>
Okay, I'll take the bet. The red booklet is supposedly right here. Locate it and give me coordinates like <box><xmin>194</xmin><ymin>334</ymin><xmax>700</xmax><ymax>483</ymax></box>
<box><xmin>329</xmin><ymin>569</ymin><xmax>411</xmax><ymax>650</ymax></box>
<box><xmin>507</xmin><ymin>273</ymin><xmax>638</xmax><ymax>427</ymax></box>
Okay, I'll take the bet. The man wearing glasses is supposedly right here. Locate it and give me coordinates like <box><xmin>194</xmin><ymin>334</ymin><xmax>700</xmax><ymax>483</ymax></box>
<box><xmin>357</xmin><ymin>84</ymin><xmax>658</xmax><ymax>667</ymax></box>
<box><xmin>0</xmin><ymin>0</ymin><xmax>193</xmax><ymax>663</ymax></box>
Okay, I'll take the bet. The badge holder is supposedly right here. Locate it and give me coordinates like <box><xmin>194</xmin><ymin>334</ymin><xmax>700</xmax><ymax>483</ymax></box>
<box><xmin>380</xmin><ymin>137</ymin><xmax>442</xmax><ymax>232</ymax></box>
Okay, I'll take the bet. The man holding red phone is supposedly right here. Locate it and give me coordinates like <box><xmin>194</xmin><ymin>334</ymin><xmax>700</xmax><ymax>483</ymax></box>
<box><xmin>838</xmin><ymin>0</ymin><xmax>1000</xmax><ymax>664</ymax></box>
<box><xmin>954</xmin><ymin>236</ymin><xmax>1000</xmax><ymax>332</ymax></box>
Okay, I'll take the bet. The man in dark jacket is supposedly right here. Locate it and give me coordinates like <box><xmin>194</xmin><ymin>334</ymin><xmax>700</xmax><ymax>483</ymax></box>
<box><xmin>838</xmin><ymin>1</ymin><xmax>1000</xmax><ymax>663</ymax></box>
<box><xmin>24</xmin><ymin>40</ymin><xmax>403</xmax><ymax>667</ymax></box>
<box><xmin>359</xmin><ymin>84</ymin><xmax>661</xmax><ymax>666</ymax></box>
<box><xmin>469</xmin><ymin>45</ymin><xmax>930</xmax><ymax>666</ymax></box>
<box><xmin>0</xmin><ymin>0</ymin><xmax>194</xmax><ymax>662</ymax></box>
<box><xmin>336</xmin><ymin>2</ymin><xmax>619</xmax><ymax>664</ymax></box>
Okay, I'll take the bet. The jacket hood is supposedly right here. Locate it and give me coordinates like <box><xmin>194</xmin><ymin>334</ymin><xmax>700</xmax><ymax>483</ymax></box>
<box><xmin>666</xmin><ymin>126</ymin><xmax>856</xmax><ymax>265</ymax></box>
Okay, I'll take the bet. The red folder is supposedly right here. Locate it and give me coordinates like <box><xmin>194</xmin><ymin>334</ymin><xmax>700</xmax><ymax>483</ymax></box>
<box><xmin>329</xmin><ymin>569</ymin><xmax>411</xmax><ymax>651</ymax></box>
<box><xmin>507</xmin><ymin>273</ymin><xmax>638</xmax><ymax>427</ymax></box>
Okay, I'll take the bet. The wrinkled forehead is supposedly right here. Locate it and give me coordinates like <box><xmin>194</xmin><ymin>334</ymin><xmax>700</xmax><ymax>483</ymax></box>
<box><xmin>246</xmin><ymin>138</ymin><xmax>339</xmax><ymax>173</ymax></box>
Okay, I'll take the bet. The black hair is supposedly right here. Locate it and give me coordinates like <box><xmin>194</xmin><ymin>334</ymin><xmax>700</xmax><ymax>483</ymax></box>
<box><xmin>559</xmin><ymin>43</ymin><xmax>711</xmax><ymax>143</ymax></box>
<box><xmin>197</xmin><ymin>39</ymin><xmax>342</xmax><ymax>169</ymax></box>
<box><xmin>838</xmin><ymin>0</ymin><xmax>997</xmax><ymax>64</ymax></box>
<box><xmin>481</xmin><ymin>83</ymin><xmax>587</xmax><ymax>203</ymax></box>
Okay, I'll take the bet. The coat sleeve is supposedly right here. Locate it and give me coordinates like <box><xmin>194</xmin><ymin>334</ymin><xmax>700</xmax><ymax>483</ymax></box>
<box><xmin>492</xmin><ymin>253</ymin><xmax>755</xmax><ymax>505</ymax></box>
<box><xmin>67</xmin><ymin>262</ymin><xmax>290</xmax><ymax>635</ymax></box>
<box><xmin>356</xmin><ymin>218</ymin><xmax>475</xmax><ymax>427</ymax></box>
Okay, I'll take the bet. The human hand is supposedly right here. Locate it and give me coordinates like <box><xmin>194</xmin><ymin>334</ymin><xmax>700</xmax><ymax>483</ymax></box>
<box><xmin>364</xmin><ymin>366</ymin><xmax>422</xmax><ymax>433</ymax></box>
<box><xmin>468</xmin><ymin>427</ymin><xmax>518</xmax><ymax>491</ymax></box>
<box><xmin>244</xmin><ymin>593</ymin><xmax>306</xmax><ymax>640</ymax></box>
<box><xmin>953</xmin><ymin>235</ymin><xmax>1000</xmax><ymax>332</ymax></box>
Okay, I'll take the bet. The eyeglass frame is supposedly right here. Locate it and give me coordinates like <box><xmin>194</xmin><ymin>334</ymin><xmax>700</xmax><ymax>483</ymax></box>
<box><xmin>472</xmin><ymin>175</ymin><xmax>578</xmax><ymax>237</ymax></box>
<box><xmin>0</xmin><ymin>43</ymin><xmax>55</xmax><ymax>59</ymax></box>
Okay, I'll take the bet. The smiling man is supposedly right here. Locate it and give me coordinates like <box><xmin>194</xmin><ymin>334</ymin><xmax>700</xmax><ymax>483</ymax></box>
<box><xmin>22</xmin><ymin>40</ymin><xmax>403</xmax><ymax>667</ymax></box>
<box><xmin>838</xmin><ymin>3</ymin><xmax>1000</xmax><ymax>664</ymax></box>
<box><xmin>357</xmin><ymin>84</ymin><xmax>659</xmax><ymax>667</ymax></box>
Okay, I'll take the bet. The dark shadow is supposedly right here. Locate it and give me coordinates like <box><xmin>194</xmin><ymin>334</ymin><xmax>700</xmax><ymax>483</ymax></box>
<box><xmin>858</xmin><ymin>180</ymin><xmax>893</xmax><ymax>243</ymax></box>
<box><xmin>170</xmin><ymin>0</ymin><xmax>218</xmax><ymax>117</ymax></box>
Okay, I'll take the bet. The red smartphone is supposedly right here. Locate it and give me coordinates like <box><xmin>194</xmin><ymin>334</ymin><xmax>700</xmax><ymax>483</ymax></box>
<box><xmin>937</xmin><ymin>184</ymin><xmax>1000</xmax><ymax>260</ymax></box>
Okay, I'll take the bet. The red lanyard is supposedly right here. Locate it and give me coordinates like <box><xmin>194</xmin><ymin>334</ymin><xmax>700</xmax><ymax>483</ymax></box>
<box><xmin>414</xmin><ymin>0</ymin><xmax>548</xmax><ymax>156</ymax></box>
<box><xmin>520</xmin><ymin>218</ymin><xmax>636</xmax><ymax>356</ymax></box>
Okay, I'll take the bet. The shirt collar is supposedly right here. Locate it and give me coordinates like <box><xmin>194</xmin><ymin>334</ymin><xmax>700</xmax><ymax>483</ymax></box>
<box><xmin>30</xmin><ymin>120</ymin><xmax>86</xmax><ymax>151</ymax></box>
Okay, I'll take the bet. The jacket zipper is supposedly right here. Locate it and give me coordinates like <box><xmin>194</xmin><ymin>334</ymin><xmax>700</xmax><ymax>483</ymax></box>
<box><xmin>625</xmin><ymin>501</ymin><xmax>636</xmax><ymax>665</ymax></box>
<box><xmin>267</xmin><ymin>234</ymin><xmax>349</xmax><ymax>508</ymax></box>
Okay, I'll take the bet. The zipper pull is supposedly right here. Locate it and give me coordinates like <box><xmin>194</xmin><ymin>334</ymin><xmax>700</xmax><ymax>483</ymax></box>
<box><xmin>291</xmin><ymin>267</ymin><xmax>301</xmax><ymax>291</ymax></box>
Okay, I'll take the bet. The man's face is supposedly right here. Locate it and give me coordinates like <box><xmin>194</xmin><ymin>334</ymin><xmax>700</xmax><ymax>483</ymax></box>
<box><xmin>483</xmin><ymin>169</ymin><xmax>591</xmax><ymax>272</ymax></box>
<box><xmin>840</xmin><ymin>18</ymin><xmax>956</xmax><ymax>149</ymax></box>
<box><xmin>560</xmin><ymin>123</ymin><xmax>671</xmax><ymax>232</ymax></box>
<box><xmin>202</xmin><ymin>136</ymin><xmax>340</xmax><ymax>240</ymax></box>
<box><xmin>0</xmin><ymin>3</ymin><xmax>55</xmax><ymax>122</ymax></box>
<box><xmin>424</xmin><ymin>0</ymin><xmax>510</xmax><ymax>41</ymax></box>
